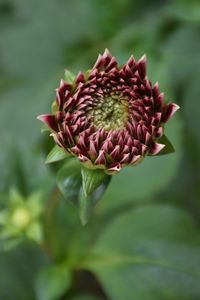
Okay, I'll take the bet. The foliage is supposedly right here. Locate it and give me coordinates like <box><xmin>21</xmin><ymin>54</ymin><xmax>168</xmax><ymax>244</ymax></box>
<box><xmin>0</xmin><ymin>0</ymin><xmax>200</xmax><ymax>299</ymax></box>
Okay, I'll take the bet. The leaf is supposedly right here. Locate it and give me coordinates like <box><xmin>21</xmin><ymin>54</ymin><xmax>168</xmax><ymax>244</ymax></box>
<box><xmin>57</xmin><ymin>159</ymin><xmax>82</xmax><ymax>207</ymax></box>
<box><xmin>35</xmin><ymin>263</ymin><xmax>71</xmax><ymax>300</ymax></box>
<box><xmin>87</xmin><ymin>205</ymin><xmax>200</xmax><ymax>300</ymax></box>
<box><xmin>69</xmin><ymin>296</ymin><xmax>103</xmax><ymax>300</ymax></box>
<box><xmin>0</xmin><ymin>242</ymin><xmax>47</xmax><ymax>300</ymax></box>
<box><xmin>45</xmin><ymin>145</ymin><xmax>70</xmax><ymax>164</ymax></box>
<box><xmin>57</xmin><ymin>159</ymin><xmax>111</xmax><ymax>224</ymax></box>
<box><xmin>156</xmin><ymin>134</ymin><xmax>175</xmax><ymax>155</ymax></box>
<box><xmin>79</xmin><ymin>167</ymin><xmax>111</xmax><ymax>225</ymax></box>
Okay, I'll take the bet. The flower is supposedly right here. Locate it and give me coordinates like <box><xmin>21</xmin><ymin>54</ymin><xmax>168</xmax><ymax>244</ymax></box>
<box><xmin>0</xmin><ymin>190</ymin><xmax>44</xmax><ymax>246</ymax></box>
<box><xmin>38</xmin><ymin>49</ymin><xmax>179</xmax><ymax>174</ymax></box>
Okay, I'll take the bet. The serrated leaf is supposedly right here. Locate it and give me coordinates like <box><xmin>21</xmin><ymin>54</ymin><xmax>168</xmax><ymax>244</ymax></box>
<box><xmin>79</xmin><ymin>167</ymin><xmax>111</xmax><ymax>225</ymax></box>
<box><xmin>57</xmin><ymin>160</ymin><xmax>111</xmax><ymax>225</ymax></box>
<box><xmin>45</xmin><ymin>145</ymin><xmax>70</xmax><ymax>164</ymax></box>
<box><xmin>64</xmin><ymin>69</ymin><xmax>75</xmax><ymax>84</ymax></box>
<box><xmin>156</xmin><ymin>134</ymin><xmax>175</xmax><ymax>155</ymax></box>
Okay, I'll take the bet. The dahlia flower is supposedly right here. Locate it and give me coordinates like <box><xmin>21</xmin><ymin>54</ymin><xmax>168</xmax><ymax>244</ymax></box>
<box><xmin>38</xmin><ymin>49</ymin><xmax>179</xmax><ymax>174</ymax></box>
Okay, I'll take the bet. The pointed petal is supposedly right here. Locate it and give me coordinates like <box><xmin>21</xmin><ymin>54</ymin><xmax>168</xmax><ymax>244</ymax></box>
<box><xmin>153</xmin><ymin>82</ymin><xmax>160</xmax><ymax>98</ymax></box>
<box><xmin>106</xmin><ymin>163</ymin><xmax>122</xmax><ymax>175</ymax></box>
<box><xmin>161</xmin><ymin>103</ymin><xmax>180</xmax><ymax>123</ymax></box>
<box><xmin>149</xmin><ymin>143</ymin><xmax>165</xmax><ymax>155</ymax></box>
<box><xmin>137</xmin><ymin>54</ymin><xmax>147</xmax><ymax>79</ymax></box>
<box><xmin>95</xmin><ymin>150</ymin><xmax>106</xmax><ymax>166</ymax></box>
<box><xmin>126</xmin><ymin>55</ymin><xmax>135</xmax><ymax>68</ymax></box>
<box><xmin>76</xmin><ymin>71</ymin><xmax>85</xmax><ymax>83</ymax></box>
<box><xmin>37</xmin><ymin>114</ymin><xmax>58</xmax><ymax>131</ymax></box>
<box><xmin>93</xmin><ymin>54</ymin><xmax>103</xmax><ymax>69</ymax></box>
<box><xmin>102</xmin><ymin>48</ymin><xmax>112</xmax><ymax>60</ymax></box>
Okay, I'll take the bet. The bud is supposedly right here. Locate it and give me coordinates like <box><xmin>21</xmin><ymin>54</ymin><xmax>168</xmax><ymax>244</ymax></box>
<box><xmin>38</xmin><ymin>49</ymin><xmax>179</xmax><ymax>174</ymax></box>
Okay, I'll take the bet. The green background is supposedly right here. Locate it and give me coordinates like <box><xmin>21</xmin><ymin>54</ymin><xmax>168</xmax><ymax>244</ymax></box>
<box><xmin>0</xmin><ymin>0</ymin><xmax>200</xmax><ymax>299</ymax></box>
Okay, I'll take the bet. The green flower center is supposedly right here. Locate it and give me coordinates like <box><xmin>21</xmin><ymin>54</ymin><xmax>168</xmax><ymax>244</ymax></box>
<box><xmin>12</xmin><ymin>207</ymin><xmax>31</xmax><ymax>230</ymax></box>
<box><xmin>89</xmin><ymin>95</ymin><xmax>128</xmax><ymax>131</ymax></box>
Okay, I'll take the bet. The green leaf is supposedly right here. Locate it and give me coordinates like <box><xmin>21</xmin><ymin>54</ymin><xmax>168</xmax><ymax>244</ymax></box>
<box><xmin>64</xmin><ymin>69</ymin><xmax>76</xmax><ymax>84</ymax></box>
<box><xmin>0</xmin><ymin>242</ymin><xmax>47</xmax><ymax>300</ymax></box>
<box><xmin>156</xmin><ymin>134</ymin><xmax>175</xmax><ymax>155</ymax></box>
<box><xmin>57</xmin><ymin>159</ymin><xmax>82</xmax><ymax>207</ymax></box>
<box><xmin>35</xmin><ymin>263</ymin><xmax>71</xmax><ymax>300</ymax></box>
<box><xmin>57</xmin><ymin>159</ymin><xmax>111</xmax><ymax>224</ymax></box>
<box><xmin>87</xmin><ymin>205</ymin><xmax>200</xmax><ymax>300</ymax></box>
<box><xmin>69</xmin><ymin>296</ymin><xmax>103</xmax><ymax>300</ymax></box>
<box><xmin>45</xmin><ymin>145</ymin><xmax>70</xmax><ymax>164</ymax></box>
<box><xmin>79</xmin><ymin>167</ymin><xmax>111</xmax><ymax>225</ymax></box>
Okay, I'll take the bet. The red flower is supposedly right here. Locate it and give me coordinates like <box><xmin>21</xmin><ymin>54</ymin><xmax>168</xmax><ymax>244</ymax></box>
<box><xmin>38</xmin><ymin>49</ymin><xmax>179</xmax><ymax>174</ymax></box>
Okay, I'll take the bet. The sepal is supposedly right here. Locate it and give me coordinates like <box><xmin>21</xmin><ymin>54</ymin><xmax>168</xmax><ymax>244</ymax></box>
<box><xmin>156</xmin><ymin>134</ymin><xmax>175</xmax><ymax>155</ymax></box>
<box><xmin>79</xmin><ymin>167</ymin><xmax>111</xmax><ymax>225</ymax></box>
<box><xmin>64</xmin><ymin>69</ymin><xmax>75</xmax><ymax>84</ymax></box>
<box><xmin>57</xmin><ymin>159</ymin><xmax>111</xmax><ymax>225</ymax></box>
<box><xmin>45</xmin><ymin>145</ymin><xmax>71</xmax><ymax>164</ymax></box>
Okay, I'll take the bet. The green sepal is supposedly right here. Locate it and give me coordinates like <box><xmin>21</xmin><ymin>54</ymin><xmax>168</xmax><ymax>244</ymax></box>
<box><xmin>45</xmin><ymin>145</ymin><xmax>71</xmax><ymax>164</ymax></box>
<box><xmin>51</xmin><ymin>100</ymin><xmax>59</xmax><ymax>114</ymax></box>
<box><xmin>57</xmin><ymin>159</ymin><xmax>82</xmax><ymax>207</ymax></box>
<box><xmin>79</xmin><ymin>167</ymin><xmax>111</xmax><ymax>225</ymax></box>
<box><xmin>57</xmin><ymin>159</ymin><xmax>111</xmax><ymax>225</ymax></box>
<box><xmin>40</xmin><ymin>124</ymin><xmax>49</xmax><ymax>133</ymax></box>
<box><xmin>157</xmin><ymin>134</ymin><xmax>175</xmax><ymax>155</ymax></box>
<box><xmin>64</xmin><ymin>69</ymin><xmax>76</xmax><ymax>84</ymax></box>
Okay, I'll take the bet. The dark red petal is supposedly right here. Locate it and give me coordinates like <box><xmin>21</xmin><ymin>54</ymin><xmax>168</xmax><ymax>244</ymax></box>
<box><xmin>76</xmin><ymin>72</ymin><xmax>85</xmax><ymax>83</ymax></box>
<box><xmin>152</xmin><ymin>82</ymin><xmax>160</xmax><ymax>98</ymax></box>
<box><xmin>110</xmin><ymin>145</ymin><xmax>120</xmax><ymax>160</ymax></box>
<box><xmin>137</xmin><ymin>54</ymin><xmax>147</xmax><ymax>79</ymax></box>
<box><xmin>95</xmin><ymin>150</ymin><xmax>106</xmax><ymax>165</ymax></box>
<box><xmin>107</xmin><ymin>163</ymin><xmax>122</xmax><ymax>174</ymax></box>
<box><xmin>92</xmin><ymin>54</ymin><xmax>103</xmax><ymax>69</ymax></box>
<box><xmin>126</xmin><ymin>55</ymin><xmax>135</xmax><ymax>69</ymax></box>
<box><xmin>155</xmin><ymin>93</ymin><xmax>164</xmax><ymax>109</ymax></box>
<box><xmin>149</xmin><ymin>143</ymin><xmax>165</xmax><ymax>155</ymax></box>
<box><xmin>129</xmin><ymin>155</ymin><xmax>141</xmax><ymax>165</ymax></box>
<box><xmin>88</xmin><ymin>140</ymin><xmax>97</xmax><ymax>158</ymax></box>
<box><xmin>37</xmin><ymin>114</ymin><xmax>58</xmax><ymax>131</ymax></box>
<box><xmin>161</xmin><ymin>103</ymin><xmax>180</xmax><ymax>123</ymax></box>
<box><xmin>120</xmin><ymin>153</ymin><xmax>130</xmax><ymax>164</ymax></box>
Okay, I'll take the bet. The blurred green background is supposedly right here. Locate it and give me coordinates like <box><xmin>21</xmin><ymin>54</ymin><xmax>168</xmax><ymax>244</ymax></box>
<box><xmin>0</xmin><ymin>0</ymin><xmax>200</xmax><ymax>299</ymax></box>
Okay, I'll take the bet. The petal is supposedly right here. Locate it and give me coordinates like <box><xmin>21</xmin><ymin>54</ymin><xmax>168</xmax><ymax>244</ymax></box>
<box><xmin>161</xmin><ymin>103</ymin><xmax>180</xmax><ymax>123</ymax></box>
<box><xmin>93</xmin><ymin>54</ymin><xmax>103</xmax><ymax>69</ymax></box>
<box><xmin>126</xmin><ymin>55</ymin><xmax>136</xmax><ymax>69</ymax></box>
<box><xmin>152</xmin><ymin>82</ymin><xmax>160</xmax><ymax>98</ymax></box>
<box><xmin>37</xmin><ymin>114</ymin><xmax>58</xmax><ymax>131</ymax></box>
<box><xmin>137</xmin><ymin>54</ymin><xmax>147</xmax><ymax>79</ymax></box>
<box><xmin>106</xmin><ymin>163</ymin><xmax>122</xmax><ymax>175</ymax></box>
<box><xmin>76</xmin><ymin>71</ymin><xmax>85</xmax><ymax>84</ymax></box>
<box><xmin>95</xmin><ymin>150</ymin><xmax>106</xmax><ymax>166</ymax></box>
<box><xmin>129</xmin><ymin>155</ymin><xmax>141</xmax><ymax>165</ymax></box>
<box><xmin>155</xmin><ymin>93</ymin><xmax>164</xmax><ymax>109</ymax></box>
<box><xmin>149</xmin><ymin>143</ymin><xmax>165</xmax><ymax>155</ymax></box>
